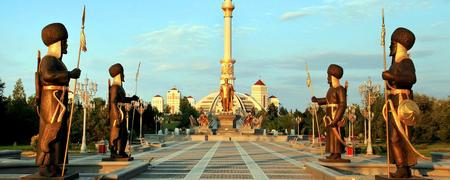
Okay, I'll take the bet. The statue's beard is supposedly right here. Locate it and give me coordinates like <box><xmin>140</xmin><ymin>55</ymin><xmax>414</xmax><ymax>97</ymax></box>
<box><xmin>389</xmin><ymin>42</ymin><xmax>396</xmax><ymax>57</ymax></box>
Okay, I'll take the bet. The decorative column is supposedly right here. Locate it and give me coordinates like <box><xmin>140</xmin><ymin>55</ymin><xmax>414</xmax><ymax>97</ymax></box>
<box><xmin>220</xmin><ymin>0</ymin><xmax>236</xmax><ymax>85</ymax></box>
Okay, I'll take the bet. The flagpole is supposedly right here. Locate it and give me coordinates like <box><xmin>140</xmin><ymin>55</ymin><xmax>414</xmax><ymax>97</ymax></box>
<box><xmin>381</xmin><ymin>8</ymin><xmax>391</xmax><ymax>177</ymax></box>
<box><xmin>305</xmin><ymin>62</ymin><xmax>322</xmax><ymax>153</ymax></box>
<box><xmin>62</xmin><ymin>5</ymin><xmax>87</xmax><ymax>177</ymax></box>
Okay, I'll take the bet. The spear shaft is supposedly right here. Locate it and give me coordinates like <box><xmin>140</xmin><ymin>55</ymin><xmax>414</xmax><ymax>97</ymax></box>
<box><xmin>381</xmin><ymin>8</ymin><xmax>391</xmax><ymax>177</ymax></box>
<box><xmin>128</xmin><ymin>62</ymin><xmax>141</xmax><ymax>157</ymax></box>
<box><xmin>305</xmin><ymin>62</ymin><xmax>322</xmax><ymax>152</ymax></box>
<box><xmin>62</xmin><ymin>5</ymin><xmax>86</xmax><ymax>177</ymax></box>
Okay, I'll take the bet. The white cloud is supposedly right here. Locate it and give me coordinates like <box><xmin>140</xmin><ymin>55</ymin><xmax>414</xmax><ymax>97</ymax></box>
<box><xmin>279</xmin><ymin>0</ymin><xmax>432</xmax><ymax>21</ymax></box>
<box><xmin>155</xmin><ymin>63</ymin><xmax>185</xmax><ymax>72</ymax></box>
<box><xmin>122</xmin><ymin>25</ymin><xmax>219</xmax><ymax>60</ymax></box>
<box><xmin>192</xmin><ymin>63</ymin><xmax>211</xmax><ymax>71</ymax></box>
<box><xmin>280</xmin><ymin>12</ymin><xmax>309</xmax><ymax>21</ymax></box>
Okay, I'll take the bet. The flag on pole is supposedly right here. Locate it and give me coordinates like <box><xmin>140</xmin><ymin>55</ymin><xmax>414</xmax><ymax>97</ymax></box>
<box><xmin>136</xmin><ymin>62</ymin><xmax>141</xmax><ymax>81</ymax></box>
<box><xmin>381</xmin><ymin>8</ymin><xmax>385</xmax><ymax>47</ymax></box>
<box><xmin>80</xmin><ymin>5</ymin><xmax>87</xmax><ymax>52</ymax></box>
<box><xmin>306</xmin><ymin>62</ymin><xmax>312</xmax><ymax>88</ymax></box>
<box><xmin>306</xmin><ymin>73</ymin><xmax>312</xmax><ymax>88</ymax></box>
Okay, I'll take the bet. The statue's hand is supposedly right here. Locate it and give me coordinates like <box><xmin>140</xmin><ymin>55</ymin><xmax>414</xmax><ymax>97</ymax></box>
<box><xmin>311</xmin><ymin>96</ymin><xmax>318</xmax><ymax>103</ymax></box>
<box><xmin>69</xmin><ymin>68</ymin><xmax>81</xmax><ymax>79</ymax></box>
<box><xmin>382</xmin><ymin>71</ymin><xmax>394</xmax><ymax>81</ymax></box>
<box><xmin>329</xmin><ymin>120</ymin><xmax>338</xmax><ymax>127</ymax></box>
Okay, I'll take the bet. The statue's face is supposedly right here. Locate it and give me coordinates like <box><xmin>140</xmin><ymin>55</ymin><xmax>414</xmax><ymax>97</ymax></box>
<box><xmin>61</xmin><ymin>40</ymin><xmax>68</xmax><ymax>55</ymax></box>
<box><xmin>389</xmin><ymin>41</ymin><xmax>397</xmax><ymax>57</ymax></box>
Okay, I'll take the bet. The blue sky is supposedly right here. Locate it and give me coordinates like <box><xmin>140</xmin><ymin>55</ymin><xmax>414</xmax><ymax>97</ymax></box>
<box><xmin>1</xmin><ymin>0</ymin><xmax>449</xmax><ymax>110</ymax></box>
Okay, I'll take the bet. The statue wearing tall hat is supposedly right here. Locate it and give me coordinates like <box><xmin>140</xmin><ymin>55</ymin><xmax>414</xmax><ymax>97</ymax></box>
<box><xmin>382</xmin><ymin>27</ymin><xmax>420</xmax><ymax>178</ymax></box>
<box><xmin>312</xmin><ymin>64</ymin><xmax>349</xmax><ymax>163</ymax></box>
<box><xmin>107</xmin><ymin>63</ymin><xmax>138</xmax><ymax>160</ymax></box>
<box><xmin>35</xmin><ymin>23</ymin><xmax>81</xmax><ymax>177</ymax></box>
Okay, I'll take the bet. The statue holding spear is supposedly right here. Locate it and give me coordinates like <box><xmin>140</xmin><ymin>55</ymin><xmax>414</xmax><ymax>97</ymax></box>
<box><xmin>380</xmin><ymin>9</ymin><xmax>429</xmax><ymax>178</ymax></box>
<box><xmin>104</xmin><ymin>63</ymin><xmax>139</xmax><ymax>161</ymax></box>
<box><xmin>28</xmin><ymin>9</ymin><xmax>83</xmax><ymax>178</ymax></box>
<box><xmin>311</xmin><ymin>64</ymin><xmax>350</xmax><ymax>163</ymax></box>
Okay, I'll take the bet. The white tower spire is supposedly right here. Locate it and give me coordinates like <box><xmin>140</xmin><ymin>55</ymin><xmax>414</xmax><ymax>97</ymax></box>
<box><xmin>220</xmin><ymin>0</ymin><xmax>236</xmax><ymax>85</ymax></box>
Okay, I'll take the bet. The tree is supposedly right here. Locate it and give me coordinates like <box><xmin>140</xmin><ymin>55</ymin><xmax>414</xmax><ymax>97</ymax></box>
<box><xmin>0</xmin><ymin>78</ymin><xmax>5</xmax><ymax>98</ymax></box>
<box><xmin>267</xmin><ymin>104</ymin><xmax>278</xmax><ymax>120</ymax></box>
<box><xmin>279</xmin><ymin>106</ymin><xmax>288</xmax><ymax>116</ymax></box>
<box><xmin>0</xmin><ymin>78</ymin><xmax>7</xmax><ymax>144</ymax></box>
<box><xmin>12</xmin><ymin>79</ymin><xmax>26</xmax><ymax>103</ymax></box>
<box><xmin>1</xmin><ymin>79</ymin><xmax>38</xmax><ymax>145</ymax></box>
<box><xmin>179</xmin><ymin>97</ymin><xmax>199</xmax><ymax>128</ymax></box>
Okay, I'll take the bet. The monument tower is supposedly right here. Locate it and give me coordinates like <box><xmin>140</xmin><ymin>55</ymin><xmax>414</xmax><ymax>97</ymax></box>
<box><xmin>220</xmin><ymin>0</ymin><xmax>235</xmax><ymax>85</ymax></box>
<box><xmin>196</xmin><ymin>0</ymin><xmax>265</xmax><ymax>116</ymax></box>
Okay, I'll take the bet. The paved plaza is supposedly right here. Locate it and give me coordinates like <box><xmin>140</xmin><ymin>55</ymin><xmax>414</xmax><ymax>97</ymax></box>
<box><xmin>132</xmin><ymin>141</ymin><xmax>316</xmax><ymax>179</ymax></box>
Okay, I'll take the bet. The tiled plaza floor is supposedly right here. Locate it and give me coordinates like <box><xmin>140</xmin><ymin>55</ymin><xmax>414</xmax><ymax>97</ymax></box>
<box><xmin>131</xmin><ymin>141</ymin><xmax>315</xmax><ymax>180</ymax></box>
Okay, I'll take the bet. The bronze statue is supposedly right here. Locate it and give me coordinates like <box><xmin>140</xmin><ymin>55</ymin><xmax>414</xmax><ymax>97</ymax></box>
<box><xmin>35</xmin><ymin>23</ymin><xmax>81</xmax><ymax>177</ymax></box>
<box><xmin>253</xmin><ymin>116</ymin><xmax>263</xmax><ymax>129</ymax></box>
<box><xmin>382</xmin><ymin>27</ymin><xmax>417</xmax><ymax>178</ymax></box>
<box><xmin>108</xmin><ymin>63</ymin><xmax>138</xmax><ymax>159</ymax></box>
<box><xmin>219</xmin><ymin>78</ymin><xmax>234</xmax><ymax>112</ymax></box>
<box><xmin>198</xmin><ymin>112</ymin><xmax>209</xmax><ymax>127</ymax></box>
<box><xmin>243</xmin><ymin>114</ymin><xmax>254</xmax><ymax>128</ymax></box>
<box><xmin>312</xmin><ymin>64</ymin><xmax>349</xmax><ymax>162</ymax></box>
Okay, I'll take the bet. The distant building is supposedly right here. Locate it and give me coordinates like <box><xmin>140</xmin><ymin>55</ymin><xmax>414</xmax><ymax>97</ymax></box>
<box><xmin>251</xmin><ymin>79</ymin><xmax>269</xmax><ymax>110</ymax></box>
<box><xmin>269</xmin><ymin>95</ymin><xmax>280</xmax><ymax>108</ymax></box>
<box><xmin>151</xmin><ymin>95</ymin><xmax>164</xmax><ymax>113</ymax></box>
<box><xmin>167</xmin><ymin>87</ymin><xmax>181</xmax><ymax>114</ymax></box>
<box><xmin>187</xmin><ymin>96</ymin><xmax>195</xmax><ymax>107</ymax></box>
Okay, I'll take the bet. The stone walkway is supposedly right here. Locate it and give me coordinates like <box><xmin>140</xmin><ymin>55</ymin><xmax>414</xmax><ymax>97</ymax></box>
<box><xmin>131</xmin><ymin>141</ymin><xmax>315</xmax><ymax>179</ymax></box>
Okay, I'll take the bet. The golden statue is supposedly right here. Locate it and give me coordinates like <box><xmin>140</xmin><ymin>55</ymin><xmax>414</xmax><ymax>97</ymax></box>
<box><xmin>219</xmin><ymin>78</ymin><xmax>234</xmax><ymax>112</ymax></box>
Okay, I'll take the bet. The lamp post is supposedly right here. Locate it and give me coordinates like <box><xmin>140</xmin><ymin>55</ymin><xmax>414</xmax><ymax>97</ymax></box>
<box><xmin>137</xmin><ymin>99</ymin><xmax>148</xmax><ymax>139</ymax></box>
<box><xmin>347</xmin><ymin>105</ymin><xmax>357</xmax><ymax>142</ymax></box>
<box><xmin>295</xmin><ymin>116</ymin><xmax>302</xmax><ymax>136</ymax></box>
<box><xmin>124</xmin><ymin>102</ymin><xmax>132</xmax><ymax>131</ymax></box>
<box><xmin>360</xmin><ymin>107</ymin><xmax>367</xmax><ymax>145</ymax></box>
<box><xmin>159</xmin><ymin>116</ymin><xmax>164</xmax><ymax>134</ymax></box>
<box><xmin>155</xmin><ymin>116</ymin><xmax>162</xmax><ymax>134</ymax></box>
<box><xmin>77</xmin><ymin>77</ymin><xmax>97</xmax><ymax>153</ymax></box>
<box><xmin>359</xmin><ymin>77</ymin><xmax>380</xmax><ymax>155</ymax></box>
<box><xmin>308</xmin><ymin>103</ymin><xmax>318</xmax><ymax>143</ymax></box>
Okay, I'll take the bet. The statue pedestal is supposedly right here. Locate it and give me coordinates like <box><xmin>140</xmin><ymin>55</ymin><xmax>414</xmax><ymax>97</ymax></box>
<box><xmin>240</xmin><ymin>126</ymin><xmax>254</xmax><ymax>135</ymax></box>
<box><xmin>20</xmin><ymin>172</ymin><xmax>79</xmax><ymax>180</ymax></box>
<box><xmin>197</xmin><ymin>126</ymin><xmax>211</xmax><ymax>135</ymax></box>
<box><xmin>318</xmin><ymin>158</ymin><xmax>350</xmax><ymax>163</ymax></box>
<box><xmin>216</xmin><ymin>113</ymin><xmax>237</xmax><ymax>134</ymax></box>
<box><xmin>375</xmin><ymin>175</ymin><xmax>430</xmax><ymax>180</ymax></box>
<box><xmin>102</xmin><ymin>157</ymin><xmax>134</xmax><ymax>161</ymax></box>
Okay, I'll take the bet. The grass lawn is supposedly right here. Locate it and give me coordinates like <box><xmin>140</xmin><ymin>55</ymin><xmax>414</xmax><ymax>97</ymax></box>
<box><xmin>415</xmin><ymin>143</ymin><xmax>450</xmax><ymax>156</ymax></box>
<box><xmin>0</xmin><ymin>143</ymin><xmax>99</xmax><ymax>153</ymax></box>
<box><xmin>0</xmin><ymin>145</ymin><xmax>33</xmax><ymax>151</ymax></box>
<box><xmin>361</xmin><ymin>143</ymin><xmax>450</xmax><ymax>156</ymax></box>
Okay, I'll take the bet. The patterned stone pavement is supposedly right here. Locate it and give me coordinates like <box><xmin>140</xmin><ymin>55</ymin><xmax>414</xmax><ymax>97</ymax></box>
<box><xmin>131</xmin><ymin>141</ymin><xmax>315</xmax><ymax>180</ymax></box>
